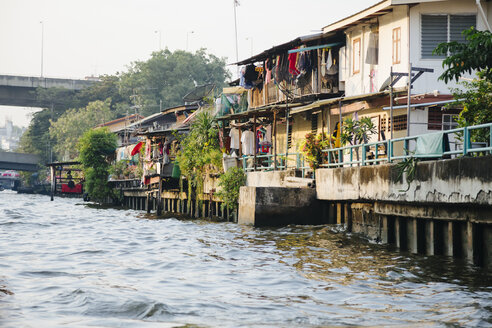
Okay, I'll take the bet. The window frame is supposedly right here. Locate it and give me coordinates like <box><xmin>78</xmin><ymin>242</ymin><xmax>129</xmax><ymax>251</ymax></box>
<box><xmin>352</xmin><ymin>37</ymin><xmax>361</xmax><ymax>75</ymax></box>
<box><xmin>392</xmin><ymin>27</ymin><xmax>401</xmax><ymax>65</ymax></box>
<box><xmin>420</xmin><ymin>14</ymin><xmax>476</xmax><ymax>60</ymax></box>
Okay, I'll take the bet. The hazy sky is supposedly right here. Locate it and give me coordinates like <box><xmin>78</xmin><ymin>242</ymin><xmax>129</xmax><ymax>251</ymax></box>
<box><xmin>0</xmin><ymin>0</ymin><xmax>377</xmax><ymax>126</ymax></box>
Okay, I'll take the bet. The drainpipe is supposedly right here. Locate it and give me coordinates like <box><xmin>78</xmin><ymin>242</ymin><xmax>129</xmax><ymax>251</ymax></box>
<box><xmin>476</xmin><ymin>0</ymin><xmax>492</xmax><ymax>32</ymax></box>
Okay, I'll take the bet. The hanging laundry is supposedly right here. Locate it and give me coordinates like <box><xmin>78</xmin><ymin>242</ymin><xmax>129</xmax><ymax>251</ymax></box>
<box><xmin>240</xmin><ymin>129</ymin><xmax>255</xmax><ymax>156</ymax></box>
<box><xmin>326</xmin><ymin>49</ymin><xmax>339</xmax><ymax>75</ymax></box>
<box><xmin>264</xmin><ymin>58</ymin><xmax>272</xmax><ymax>84</ymax></box>
<box><xmin>264</xmin><ymin>125</ymin><xmax>272</xmax><ymax>143</ymax></box>
<box><xmin>366</xmin><ymin>32</ymin><xmax>379</xmax><ymax>65</ymax></box>
<box><xmin>321</xmin><ymin>49</ymin><xmax>326</xmax><ymax>76</ymax></box>
<box><xmin>288</xmin><ymin>51</ymin><xmax>300</xmax><ymax>76</ymax></box>
<box><xmin>229</xmin><ymin>128</ymin><xmax>240</xmax><ymax>150</ymax></box>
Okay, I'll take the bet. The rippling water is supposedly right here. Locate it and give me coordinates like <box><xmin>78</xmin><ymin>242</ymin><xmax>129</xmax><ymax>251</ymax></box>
<box><xmin>0</xmin><ymin>191</ymin><xmax>491</xmax><ymax>327</ymax></box>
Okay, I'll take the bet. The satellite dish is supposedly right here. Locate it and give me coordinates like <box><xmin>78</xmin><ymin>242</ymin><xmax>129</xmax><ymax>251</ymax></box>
<box><xmin>379</xmin><ymin>76</ymin><xmax>392</xmax><ymax>92</ymax></box>
<box><xmin>182</xmin><ymin>84</ymin><xmax>215</xmax><ymax>103</ymax></box>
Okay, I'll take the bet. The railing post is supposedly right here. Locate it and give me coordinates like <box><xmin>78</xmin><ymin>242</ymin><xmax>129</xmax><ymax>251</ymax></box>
<box><xmin>362</xmin><ymin>144</ymin><xmax>366</xmax><ymax>166</ymax></box>
<box><xmin>388</xmin><ymin>140</ymin><xmax>392</xmax><ymax>163</ymax></box>
<box><xmin>350</xmin><ymin>147</ymin><xmax>353</xmax><ymax>167</ymax></box>
<box><xmin>463</xmin><ymin>127</ymin><xmax>470</xmax><ymax>156</ymax></box>
<box><xmin>490</xmin><ymin>126</ymin><xmax>492</xmax><ymax>155</ymax></box>
<box><xmin>338</xmin><ymin>149</ymin><xmax>343</xmax><ymax>168</ymax></box>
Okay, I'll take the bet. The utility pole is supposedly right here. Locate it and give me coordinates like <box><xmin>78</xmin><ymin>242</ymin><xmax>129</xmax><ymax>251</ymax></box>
<box><xmin>233</xmin><ymin>0</ymin><xmax>240</xmax><ymax>77</ymax></box>
<box><xmin>40</xmin><ymin>21</ymin><xmax>44</xmax><ymax>78</ymax></box>
<box><xmin>154</xmin><ymin>30</ymin><xmax>162</xmax><ymax>50</ymax></box>
<box><xmin>186</xmin><ymin>31</ymin><xmax>194</xmax><ymax>51</ymax></box>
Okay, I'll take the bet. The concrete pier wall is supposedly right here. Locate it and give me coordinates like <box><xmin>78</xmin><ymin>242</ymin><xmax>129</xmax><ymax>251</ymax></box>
<box><xmin>315</xmin><ymin>156</ymin><xmax>492</xmax><ymax>268</ymax></box>
<box><xmin>316</xmin><ymin>156</ymin><xmax>492</xmax><ymax>205</ymax></box>
<box><xmin>238</xmin><ymin>186</ymin><xmax>324</xmax><ymax>227</ymax></box>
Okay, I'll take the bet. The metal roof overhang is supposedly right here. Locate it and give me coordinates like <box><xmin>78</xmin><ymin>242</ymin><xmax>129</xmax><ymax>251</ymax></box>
<box><xmin>382</xmin><ymin>99</ymin><xmax>463</xmax><ymax>110</ymax></box>
<box><xmin>231</xmin><ymin>32</ymin><xmax>340</xmax><ymax>66</ymax></box>
<box><xmin>290</xmin><ymin>91</ymin><xmax>393</xmax><ymax>115</ymax></box>
<box><xmin>134</xmin><ymin>126</ymin><xmax>189</xmax><ymax>137</ymax></box>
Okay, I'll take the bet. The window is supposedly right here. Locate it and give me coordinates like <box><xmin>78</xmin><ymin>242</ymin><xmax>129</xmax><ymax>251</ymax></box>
<box><xmin>427</xmin><ymin>107</ymin><xmax>461</xmax><ymax>130</ymax></box>
<box><xmin>311</xmin><ymin>113</ymin><xmax>318</xmax><ymax>134</ymax></box>
<box><xmin>352</xmin><ymin>38</ymin><xmax>361</xmax><ymax>74</ymax></box>
<box><xmin>392</xmin><ymin>27</ymin><xmax>401</xmax><ymax>64</ymax></box>
<box><xmin>421</xmin><ymin>14</ymin><xmax>476</xmax><ymax>59</ymax></box>
<box><xmin>381</xmin><ymin>115</ymin><xmax>407</xmax><ymax>131</ymax></box>
<box><xmin>442</xmin><ymin>114</ymin><xmax>458</xmax><ymax>130</ymax></box>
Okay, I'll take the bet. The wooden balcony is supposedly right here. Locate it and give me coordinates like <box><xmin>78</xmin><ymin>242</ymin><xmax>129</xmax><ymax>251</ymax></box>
<box><xmin>247</xmin><ymin>70</ymin><xmax>339</xmax><ymax>110</ymax></box>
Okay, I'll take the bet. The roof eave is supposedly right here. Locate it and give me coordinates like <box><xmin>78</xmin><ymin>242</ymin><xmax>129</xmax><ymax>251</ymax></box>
<box><xmin>322</xmin><ymin>0</ymin><xmax>393</xmax><ymax>34</ymax></box>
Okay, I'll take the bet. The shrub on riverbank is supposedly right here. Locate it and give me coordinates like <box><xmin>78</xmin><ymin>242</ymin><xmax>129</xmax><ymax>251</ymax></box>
<box><xmin>217</xmin><ymin>167</ymin><xmax>246</xmax><ymax>211</ymax></box>
<box><xmin>77</xmin><ymin>128</ymin><xmax>117</xmax><ymax>202</ymax></box>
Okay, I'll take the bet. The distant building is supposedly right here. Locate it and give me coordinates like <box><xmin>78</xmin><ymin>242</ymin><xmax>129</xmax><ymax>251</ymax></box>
<box><xmin>0</xmin><ymin>119</ymin><xmax>24</xmax><ymax>151</ymax></box>
<box><xmin>96</xmin><ymin>114</ymin><xmax>144</xmax><ymax>133</ymax></box>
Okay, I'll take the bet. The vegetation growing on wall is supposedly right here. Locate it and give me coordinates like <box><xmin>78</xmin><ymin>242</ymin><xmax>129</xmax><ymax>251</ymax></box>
<box><xmin>217</xmin><ymin>167</ymin><xmax>246</xmax><ymax>211</ymax></box>
<box><xmin>77</xmin><ymin>128</ymin><xmax>117</xmax><ymax>202</ymax></box>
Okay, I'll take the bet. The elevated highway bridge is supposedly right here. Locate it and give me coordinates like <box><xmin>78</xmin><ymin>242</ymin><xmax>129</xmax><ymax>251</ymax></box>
<box><xmin>0</xmin><ymin>74</ymin><xmax>96</xmax><ymax>107</ymax></box>
<box><xmin>0</xmin><ymin>152</ymin><xmax>40</xmax><ymax>171</ymax></box>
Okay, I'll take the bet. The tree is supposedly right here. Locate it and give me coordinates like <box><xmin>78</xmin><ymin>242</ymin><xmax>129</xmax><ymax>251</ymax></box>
<box><xmin>175</xmin><ymin>107</ymin><xmax>222</xmax><ymax>202</ymax></box>
<box><xmin>341</xmin><ymin>117</ymin><xmax>376</xmax><ymax>146</ymax></box>
<box><xmin>77</xmin><ymin>128</ymin><xmax>117</xmax><ymax>201</ymax></box>
<box><xmin>49</xmin><ymin>99</ymin><xmax>115</xmax><ymax>160</ymax></box>
<box><xmin>434</xmin><ymin>27</ymin><xmax>492</xmax><ymax>83</ymax></box>
<box><xmin>119</xmin><ymin>49</ymin><xmax>230</xmax><ymax>116</ymax></box>
<box><xmin>450</xmin><ymin>78</ymin><xmax>492</xmax><ymax>142</ymax></box>
<box><xmin>18</xmin><ymin>109</ymin><xmax>53</xmax><ymax>162</ymax></box>
<box><xmin>434</xmin><ymin>27</ymin><xmax>492</xmax><ymax>141</ymax></box>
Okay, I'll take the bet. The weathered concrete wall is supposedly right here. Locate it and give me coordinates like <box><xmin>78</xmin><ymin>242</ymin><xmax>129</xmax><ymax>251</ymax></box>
<box><xmin>246</xmin><ymin>170</ymin><xmax>296</xmax><ymax>187</ymax></box>
<box><xmin>238</xmin><ymin>186</ymin><xmax>325</xmax><ymax>227</ymax></box>
<box><xmin>316</xmin><ymin>156</ymin><xmax>492</xmax><ymax>206</ymax></box>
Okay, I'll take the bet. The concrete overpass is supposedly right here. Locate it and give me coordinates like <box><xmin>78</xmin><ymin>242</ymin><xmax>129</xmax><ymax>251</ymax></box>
<box><xmin>0</xmin><ymin>151</ymin><xmax>40</xmax><ymax>171</ymax></box>
<box><xmin>0</xmin><ymin>74</ymin><xmax>97</xmax><ymax>107</ymax></box>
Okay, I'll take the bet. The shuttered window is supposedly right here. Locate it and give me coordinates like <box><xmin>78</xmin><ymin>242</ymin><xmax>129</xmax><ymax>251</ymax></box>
<box><xmin>421</xmin><ymin>14</ymin><xmax>476</xmax><ymax>59</ymax></box>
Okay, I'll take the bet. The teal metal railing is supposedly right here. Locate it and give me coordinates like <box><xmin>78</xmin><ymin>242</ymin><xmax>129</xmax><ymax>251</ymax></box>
<box><xmin>241</xmin><ymin>152</ymin><xmax>311</xmax><ymax>176</ymax></box>
<box><xmin>239</xmin><ymin>122</ymin><xmax>492</xmax><ymax>171</ymax></box>
<box><xmin>321</xmin><ymin>122</ymin><xmax>492</xmax><ymax>168</ymax></box>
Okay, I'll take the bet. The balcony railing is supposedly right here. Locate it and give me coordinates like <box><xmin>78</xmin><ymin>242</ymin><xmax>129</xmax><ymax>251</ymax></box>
<box><xmin>238</xmin><ymin>122</ymin><xmax>492</xmax><ymax>173</ymax></box>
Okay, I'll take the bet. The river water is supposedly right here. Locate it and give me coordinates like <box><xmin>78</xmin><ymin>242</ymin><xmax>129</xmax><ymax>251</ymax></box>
<box><xmin>0</xmin><ymin>191</ymin><xmax>491</xmax><ymax>327</ymax></box>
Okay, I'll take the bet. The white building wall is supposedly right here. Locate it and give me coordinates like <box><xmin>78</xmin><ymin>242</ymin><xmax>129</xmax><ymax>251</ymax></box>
<box><xmin>344</xmin><ymin>27</ymin><xmax>370</xmax><ymax>96</ymax></box>
<box><xmin>378</xmin><ymin>6</ymin><xmax>410</xmax><ymax>90</ymax></box>
<box><xmin>409</xmin><ymin>0</ymin><xmax>487</xmax><ymax>95</ymax></box>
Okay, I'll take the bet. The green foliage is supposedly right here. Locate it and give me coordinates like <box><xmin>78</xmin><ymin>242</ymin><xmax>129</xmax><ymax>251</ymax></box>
<box><xmin>396</xmin><ymin>155</ymin><xmax>418</xmax><ymax>192</ymax></box>
<box><xmin>119</xmin><ymin>49</ymin><xmax>230</xmax><ymax>116</ymax></box>
<box><xmin>434</xmin><ymin>27</ymin><xmax>492</xmax><ymax>83</ymax></box>
<box><xmin>301</xmin><ymin>132</ymin><xmax>331</xmax><ymax>170</ymax></box>
<box><xmin>77</xmin><ymin>128</ymin><xmax>117</xmax><ymax>201</ymax></box>
<box><xmin>340</xmin><ymin>116</ymin><xmax>376</xmax><ymax>146</ymax></box>
<box><xmin>175</xmin><ymin>108</ymin><xmax>222</xmax><ymax>203</ymax></box>
<box><xmin>217</xmin><ymin>167</ymin><xmax>246</xmax><ymax>211</ymax></box>
<box><xmin>50</xmin><ymin>99</ymin><xmax>115</xmax><ymax>160</ymax></box>
<box><xmin>448</xmin><ymin>78</ymin><xmax>492</xmax><ymax>143</ymax></box>
<box><xmin>18</xmin><ymin>109</ymin><xmax>53</xmax><ymax>163</ymax></box>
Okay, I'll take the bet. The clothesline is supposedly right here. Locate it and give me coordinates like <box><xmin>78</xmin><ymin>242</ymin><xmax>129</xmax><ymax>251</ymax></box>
<box><xmin>287</xmin><ymin>42</ymin><xmax>343</xmax><ymax>54</ymax></box>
